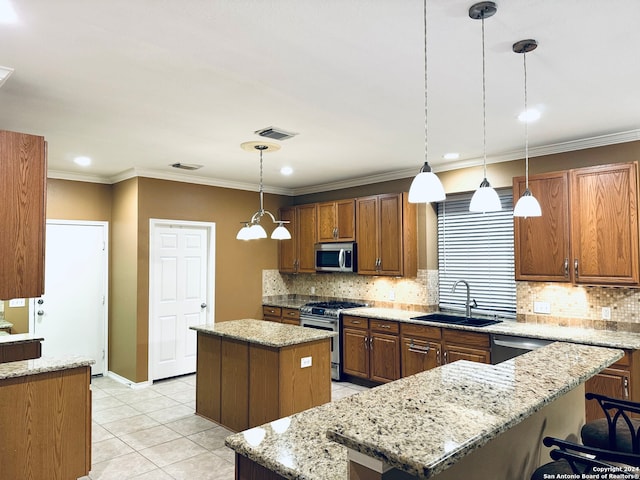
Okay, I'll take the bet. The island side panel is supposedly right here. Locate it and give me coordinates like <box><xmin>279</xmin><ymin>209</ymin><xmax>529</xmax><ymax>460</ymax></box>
<box><xmin>196</xmin><ymin>332</ymin><xmax>221</xmax><ymax>422</ymax></box>
<box><xmin>249</xmin><ymin>345</ymin><xmax>280</xmax><ymax>428</ymax></box>
<box><xmin>0</xmin><ymin>366</ymin><xmax>91</xmax><ymax>480</ymax></box>
<box><xmin>279</xmin><ymin>338</ymin><xmax>332</xmax><ymax>416</ymax></box>
<box><xmin>221</xmin><ymin>337</ymin><xmax>250</xmax><ymax>432</ymax></box>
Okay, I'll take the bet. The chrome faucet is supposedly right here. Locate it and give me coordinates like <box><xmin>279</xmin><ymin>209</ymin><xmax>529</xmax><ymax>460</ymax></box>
<box><xmin>451</xmin><ymin>280</ymin><xmax>476</xmax><ymax>318</ymax></box>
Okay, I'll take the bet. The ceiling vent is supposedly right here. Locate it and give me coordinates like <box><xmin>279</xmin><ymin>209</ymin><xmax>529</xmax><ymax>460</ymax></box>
<box><xmin>254</xmin><ymin>126</ymin><xmax>298</xmax><ymax>141</ymax></box>
<box><xmin>170</xmin><ymin>162</ymin><xmax>203</xmax><ymax>171</ymax></box>
<box><xmin>0</xmin><ymin>66</ymin><xmax>14</xmax><ymax>89</ymax></box>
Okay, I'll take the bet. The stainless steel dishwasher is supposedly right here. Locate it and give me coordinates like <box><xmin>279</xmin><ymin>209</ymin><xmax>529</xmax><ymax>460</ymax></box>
<box><xmin>490</xmin><ymin>334</ymin><xmax>553</xmax><ymax>364</ymax></box>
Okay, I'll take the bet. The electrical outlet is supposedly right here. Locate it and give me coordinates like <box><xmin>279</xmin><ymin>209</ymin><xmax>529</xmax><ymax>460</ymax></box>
<box><xmin>533</xmin><ymin>301</ymin><xmax>551</xmax><ymax>314</ymax></box>
<box><xmin>310</xmin><ymin>286</ymin><xmax>316</xmax><ymax>295</ymax></box>
<box><xmin>389</xmin><ymin>290</ymin><xmax>395</xmax><ymax>301</ymax></box>
<box><xmin>300</xmin><ymin>356</ymin><xmax>312</xmax><ymax>368</ymax></box>
<box><xmin>602</xmin><ymin>307</ymin><xmax>611</xmax><ymax>320</ymax></box>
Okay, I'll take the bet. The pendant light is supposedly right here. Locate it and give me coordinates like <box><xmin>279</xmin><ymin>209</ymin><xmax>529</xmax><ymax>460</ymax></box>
<box><xmin>408</xmin><ymin>0</ymin><xmax>445</xmax><ymax>204</ymax></box>
<box><xmin>468</xmin><ymin>2</ymin><xmax>501</xmax><ymax>213</ymax></box>
<box><xmin>236</xmin><ymin>142</ymin><xmax>291</xmax><ymax>241</ymax></box>
<box><xmin>513</xmin><ymin>39</ymin><xmax>542</xmax><ymax>218</ymax></box>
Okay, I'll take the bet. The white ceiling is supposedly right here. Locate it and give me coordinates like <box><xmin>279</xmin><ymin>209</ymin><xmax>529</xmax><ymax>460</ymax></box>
<box><xmin>1</xmin><ymin>0</ymin><xmax>639</xmax><ymax>195</ymax></box>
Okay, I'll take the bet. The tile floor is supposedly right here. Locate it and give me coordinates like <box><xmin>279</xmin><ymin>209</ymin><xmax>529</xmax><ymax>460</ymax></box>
<box><xmin>80</xmin><ymin>374</ymin><xmax>368</xmax><ymax>479</ymax></box>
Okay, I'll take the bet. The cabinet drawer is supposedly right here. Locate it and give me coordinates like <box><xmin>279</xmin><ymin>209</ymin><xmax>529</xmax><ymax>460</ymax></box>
<box><xmin>343</xmin><ymin>315</ymin><xmax>368</xmax><ymax>329</ymax></box>
<box><xmin>282</xmin><ymin>308</ymin><xmax>300</xmax><ymax>320</ymax></box>
<box><xmin>443</xmin><ymin>329</ymin><xmax>490</xmax><ymax>348</ymax></box>
<box><xmin>370</xmin><ymin>319</ymin><xmax>399</xmax><ymax>334</ymax></box>
<box><xmin>401</xmin><ymin>322</ymin><xmax>441</xmax><ymax>340</ymax></box>
<box><xmin>262</xmin><ymin>306</ymin><xmax>282</xmax><ymax>317</ymax></box>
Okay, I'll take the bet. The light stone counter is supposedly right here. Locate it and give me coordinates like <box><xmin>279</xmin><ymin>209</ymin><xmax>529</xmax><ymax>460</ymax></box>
<box><xmin>0</xmin><ymin>355</ymin><xmax>95</xmax><ymax>380</ymax></box>
<box><xmin>191</xmin><ymin>318</ymin><xmax>336</xmax><ymax>347</ymax></box>
<box><xmin>0</xmin><ymin>332</ymin><xmax>44</xmax><ymax>345</ymax></box>
<box><xmin>0</xmin><ymin>318</ymin><xmax>13</xmax><ymax>331</ymax></box>
<box><xmin>226</xmin><ymin>342</ymin><xmax>623</xmax><ymax>480</ymax></box>
<box><xmin>344</xmin><ymin>307</ymin><xmax>640</xmax><ymax>350</ymax></box>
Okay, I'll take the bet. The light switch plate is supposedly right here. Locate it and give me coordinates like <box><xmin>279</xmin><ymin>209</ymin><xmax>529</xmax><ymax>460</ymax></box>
<box><xmin>9</xmin><ymin>298</ymin><xmax>25</xmax><ymax>307</ymax></box>
<box><xmin>300</xmin><ymin>356</ymin><xmax>312</xmax><ymax>368</ymax></box>
<box><xmin>602</xmin><ymin>307</ymin><xmax>611</xmax><ymax>320</ymax></box>
<box><xmin>533</xmin><ymin>301</ymin><xmax>551</xmax><ymax>314</ymax></box>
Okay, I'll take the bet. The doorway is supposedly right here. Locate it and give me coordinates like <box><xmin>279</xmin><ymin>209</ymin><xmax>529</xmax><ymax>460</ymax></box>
<box><xmin>149</xmin><ymin>219</ymin><xmax>215</xmax><ymax>382</ymax></box>
<box><xmin>31</xmin><ymin>220</ymin><xmax>109</xmax><ymax>376</ymax></box>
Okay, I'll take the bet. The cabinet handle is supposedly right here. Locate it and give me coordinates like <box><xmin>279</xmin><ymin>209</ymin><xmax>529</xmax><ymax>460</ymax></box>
<box><xmin>437</xmin><ymin>349</ymin><xmax>441</xmax><ymax>365</ymax></box>
<box><xmin>624</xmin><ymin>377</ymin><xmax>630</xmax><ymax>399</ymax></box>
<box><xmin>564</xmin><ymin>258</ymin><xmax>569</xmax><ymax>278</ymax></box>
<box><xmin>364</xmin><ymin>336</ymin><xmax>369</xmax><ymax>349</ymax></box>
<box><xmin>333</xmin><ymin>227</ymin><xmax>338</xmax><ymax>239</ymax></box>
<box><xmin>443</xmin><ymin>350</ymin><xmax>448</xmax><ymax>364</ymax></box>
<box><xmin>369</xmin><ymin>337</ymin><xmax>373</xmax><ymax>350</ymax></box>
<box><xmin>351</xmin><ymin>320</ymin><xmax>361</xmax><ymax>324</ymax></box>
<box><xmin>574</xmin><ymin>259</ymin><xmax>579</xmax><ymax>278</ymax></box>
<box><xmin>408</xmin><ymin>340</ymin><xmax>430</xmax><ymax>354</ymax></box>
<box><xmin>376</xmin><ymin>324</ymin><xmax>391</xmax><ymax>329</ymax></box>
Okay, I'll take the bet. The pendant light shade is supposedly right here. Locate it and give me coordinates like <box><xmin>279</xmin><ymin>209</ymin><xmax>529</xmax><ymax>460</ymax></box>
<box><xmin>236</xmin><ymin>142</ymin><xmax>291</xmax><ymax>241</ymax></box>
<box><xmin>513</xmin><ymin>39</ymin><xmax>542</xmax><ymax>218</ymax></box>
<box><xmin>408</xmin><ymin>0</ymin><xmax>445</xmax><ymax>204</ymax></box>
<box><xmin>469</xmin><ymin>2</ymin><xmax>501</xmax><ymax>213</ymax></box>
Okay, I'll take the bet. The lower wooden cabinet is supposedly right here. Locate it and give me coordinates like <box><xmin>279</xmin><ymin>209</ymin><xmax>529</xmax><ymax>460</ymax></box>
<box><xmin>342</xmin><ymin>316</ymin><xmax>400</xmax><ymax>383</ymax></box>
<box><xmin>262</xmin><ymin>305</ymin><xmax>300</xmax><ymax>325</ymax></box>
<box><xmin>442</xmin><ymin>329</ymin><xmax>491</xmax><ymax>365</ymax></box>
<box><xmin>400</xmin><ymin>323</ymin><xmax>442</xmax><ymax>377</ymax></box>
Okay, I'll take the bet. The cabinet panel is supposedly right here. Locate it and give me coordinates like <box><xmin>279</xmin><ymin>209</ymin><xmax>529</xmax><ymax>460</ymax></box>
<box><xmin>0</xmin><ymin>130</ymin><xmax>47</xmax><ymax>299</ymax></box>
<box><xmin>401</xmin><ymin>336</ymin><xmax>440</xmax><ymax>377</ymax></box>
<box><xmin>355</xmin><ymin>196</ymin><xmax>379</xmax><ymax>274</ymax></box>
<box><xmin>297</xmin><ymin>204</ymin><xmax>317</xmax><ymax>272</ymax></box>
<box><xmin>444</xmin><ymin>345</ymin><xmax>491</xmax><ymax>364</ymax></box>
<box><xmin>378</xmin><ymin>194</ymin><xmax>403</xmax><ymax>275</ymax></box>
<box><xmin>278</xmin><ymin>207</ymin><xmax>297</xmax><ymax>273</ymax></box>
<box><xmin>571</xmin><ymin>163</ymin><xmax>639</xmax><ymax>285</ymax></box>
<box><xmin>514</xmin><ymin>172</ymin><xmax>570</xmax><ymax>281</ymax></box>
<box><xmin>585</xmin><ymin>367</ymin><xmax>631</xmax><ymax>422</ymax></box>
<box><xmin>336</xmin><ymin>199</ymin><xmax>356</xmax><ymax>241</ymax></box>
<box><xmin>281</xmin><ymin>308</ymin><xmax>300</xmax><ymax>326</ymax></box>
<box><xmin>317</xmin><ymin>200</ymin><xmax>355</xmax><ymax>242</ymax></box>
<box><xmin>342</xmin><ymin>328</ymin><xmax>369</xmax><ymax>379</ymax></box>
<box><xmin>370</xmin><ymin>332</ymin><xmax>400</xmax><ymax>383</ymax></box>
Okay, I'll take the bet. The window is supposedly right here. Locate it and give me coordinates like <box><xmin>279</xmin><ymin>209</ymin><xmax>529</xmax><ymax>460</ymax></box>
<box><xmin>437</xmin><ymin>189</ymin><xmax>516</xmax><ymax>318</ymax></box>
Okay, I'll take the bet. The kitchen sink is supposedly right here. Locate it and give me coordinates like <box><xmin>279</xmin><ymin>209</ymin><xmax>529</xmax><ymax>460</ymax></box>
<box><xmin>410</xmin><ymin>313</ymin><xmax>502</xmax><ymax>328</ymax></box>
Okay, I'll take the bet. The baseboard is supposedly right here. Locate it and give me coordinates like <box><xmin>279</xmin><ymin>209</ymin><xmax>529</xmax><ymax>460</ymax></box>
<box><xmin>106</xmin><ymin>370</ymin><xmax>152</xmax><ymax>389</ymax></box>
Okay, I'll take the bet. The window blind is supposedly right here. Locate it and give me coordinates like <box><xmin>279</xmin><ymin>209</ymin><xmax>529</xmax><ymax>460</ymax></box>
<box><xmin>437</xmin><ymin>189</ymin><xmax>516</xmax><ymax>318</ymax></box>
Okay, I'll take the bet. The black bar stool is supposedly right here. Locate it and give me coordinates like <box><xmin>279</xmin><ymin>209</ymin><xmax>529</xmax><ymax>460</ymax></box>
<box><xmin>582</xmin><ymin>393</ymin><xmax>640</xmax><ymax>454</ymax></box>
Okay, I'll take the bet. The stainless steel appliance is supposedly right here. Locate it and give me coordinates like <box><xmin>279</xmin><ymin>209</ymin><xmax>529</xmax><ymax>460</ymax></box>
<box><xmin>490</xmin><ymin>334</ymin><xmax>552</xmax><ymax>364</ymax></box>
<box><xmin>300</xmin><ymin>300</ymin><xmax>367</xmax><ymax>380</ymax></box>
<box><xmin>314</xmin><ymin>242</ymin><xmax>357</xmax><ymax>272</ymax></box>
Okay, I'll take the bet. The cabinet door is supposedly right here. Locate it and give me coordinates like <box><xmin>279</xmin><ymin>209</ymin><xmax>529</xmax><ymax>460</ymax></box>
<box><xmin>571</xmin><ymin>163</ymin><xmax>639</xmax><ymax>285</ymax></box>
<box><xmin>378</xmin><ymin>194</ymin><xmax>403</xmax><ymax>276</ymax></box>
<box><xmin>296</xmin><ymin>204</ymin><xmax>317</xmax><ymax>273</ymax></box>
<box><xmin>585</xmin><ymin>367</ymin><xmax>631</xmax><ymax>422</ymax></box>
<box><xmin>370</xmin><ymin>332</ymin><xmax>401</xmax><ymax>383</ymax></box>
<box><xmin>444</xmin><ymin>345</ymin><xmax>491</xmax><ymax>364</ymax></box>
<box><xmin>317</xmin><ymin>202</ymin><xmax>337</xmax><ymax>242</ymax></box>
<box><xmin>0</xmin><ymin>131</ymin><xmax>47</xmax><ymax>299</ymax></box>
<box><xmin>278</xmin><ymin>207</ymin><xmax>297</xmax><ymax>273</ymax></box>
<box><xmin>356</xmin><ymin>196</ymin><xmax>379</xmax><ymax>274</ymax></box>
<box><xmin>401</xmin><ymin>336</ymin><xmax>440</xmax><ymax>377</ymax></box>
<box><xmin>335</xmin><ymin>199</ymin><xmax>356</xmax><ymax>241</ymax></box>
<box><xmin>514</xmin><ymin>172</ymin><xmax>570</xmax><ymax>281</ymax></box>
<box><xmin>342</xmin><ymin>328</ymin><xmax>369</xmax><ymax>379</ymax></box>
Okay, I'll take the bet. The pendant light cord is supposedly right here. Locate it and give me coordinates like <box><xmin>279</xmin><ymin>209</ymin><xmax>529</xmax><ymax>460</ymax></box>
<box><xmin>423</xmin><ymin>0</ymin><xmax>428</xmax><ymax>165</ymax></box>
<box><xmin>481</xmin><ymin>14</ymin><xmax>487</xmax><ymax>179</ymax></box>
<box><xmin>523</xmin><ymin>50</ymin><xmax>529</xmax><ymax>189</ymax></box>
<box><xmin>258</xmin><ymin>148</ymin><xmax>265</xmax><ymax>215</ymax></box>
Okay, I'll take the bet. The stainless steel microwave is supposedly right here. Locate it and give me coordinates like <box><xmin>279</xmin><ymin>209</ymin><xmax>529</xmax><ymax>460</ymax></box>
<box><xmin>314</xmin><ymin>242</ymin><xmax>357</xmax><ymax>272</ymax></box>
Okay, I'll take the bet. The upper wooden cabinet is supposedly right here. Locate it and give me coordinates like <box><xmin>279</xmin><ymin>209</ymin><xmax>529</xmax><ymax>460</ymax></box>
<box><xmin>0</xmin><ymin>130</ymin><xmax>47</xmax><ymax>299</ymax></box>
<box><xmin>279</xmin><ymin>204</ymin><xmax>317</xmax><ymax>273</ymax></box>
<box><xmin>514</xmin><ymin>162</ymin><xmax>639</xmax><ymax>286</ymax></box>
<box><xmin>317</xmin><ymin>199</ymin><xmax>355</xmax><ymax>242</ymax></box>
<box><xmin>356</xmin><ymin>193</ymin><xmax>417</xmax><ymax>276</ymax></box>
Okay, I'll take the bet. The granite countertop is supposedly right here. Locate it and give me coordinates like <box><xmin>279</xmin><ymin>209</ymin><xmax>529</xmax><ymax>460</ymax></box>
<box><xmin>0</xmin><ymin>318</ymin><xmax>13</xmax><ymax>329</ymax></box>
<box><xmin>0</xmin><ymin>355</ymin><xmax>95</xmax><ymax>380</ymax></box>
<box><xmin>0</xmin><ymin>333</ymin><xmax>44</xmax><ymax>345</ymax></box>
<box><xmin>225</xmin><ymin>342</ymin><xmax>623</xmax><ymax>480</ymax></box>
<box><xmin>191</xmin><ymin>319</ymin><xmax>337</xmax><ymax>348</ymax></box>
<box><xmin>344</xmin><ymin>307</ymin><xmax>640</xmax><ymax>350</ymax></box>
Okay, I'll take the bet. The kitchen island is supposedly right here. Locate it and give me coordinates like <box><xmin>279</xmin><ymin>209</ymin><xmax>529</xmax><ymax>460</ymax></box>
<box><xmin>191</xmin><ymin>319</ymin><xmax>336</xmax><ymax>432</ymax></box>
<box><xmin>0</xmin><ymin>355</ymin><xmax>94</xmax><ymax>480</ymax></box>
<box><xmin>226</xmin><ymin>342</ymin><xmax>623</xmax><ymax>480</ymax></box>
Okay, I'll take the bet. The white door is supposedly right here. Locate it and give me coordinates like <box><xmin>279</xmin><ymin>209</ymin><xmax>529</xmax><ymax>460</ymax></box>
<box><xmin>150</xmin><ymin>221</ymin><xmax>214</xmax><ymax>381</ymax></box>
<box><xmin>32</xmin><ymin>221</ymin><xmax>108</xmax><ymax>376</ymax></box>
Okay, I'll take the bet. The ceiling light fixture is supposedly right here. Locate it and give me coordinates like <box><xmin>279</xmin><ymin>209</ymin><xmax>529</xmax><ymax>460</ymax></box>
<box><xmin>468</xmin><ymin>1</ymin><xmax>501</xmax><ymax>213</ymax></box>
<box><xmin>236</xmin><ymin>142</ymin><xmax>291</xmax><ymax>241</ymax></box>
<box><xmin>74</xmin><ymin>156</ymin><xmax>91</xmax><ymax>167</ymax></box>
<box><xmin>513</xmin><ymin>39</ymin><xmax>542</xmax><ymax>218</ymax></box>
<box><xmin>408</xmin><ymin>0</ymin><xmax>445</xmax><ymax>204</ymax></box>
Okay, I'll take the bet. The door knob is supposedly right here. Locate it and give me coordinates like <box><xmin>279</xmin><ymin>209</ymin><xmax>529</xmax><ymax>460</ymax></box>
<box><xmin>201</xmin><ymin>303</ymin><xmax>207</xmax><ymax>309</ymax></box>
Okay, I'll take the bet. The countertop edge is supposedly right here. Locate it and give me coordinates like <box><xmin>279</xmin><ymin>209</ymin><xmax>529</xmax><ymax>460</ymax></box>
<box><xmin>0</xmin><ymin>355</ymin><xmax>95</xmax><ymax>380</ymax></box>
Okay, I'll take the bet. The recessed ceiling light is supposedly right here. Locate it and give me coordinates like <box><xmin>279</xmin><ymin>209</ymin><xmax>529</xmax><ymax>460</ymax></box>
<box><xmin>518</xmin><ymin>108</ymin><xmax>541</xmax><ymax>123</ymax></box>
<box><xmin>443</xmin><ymin>152</ymin><xmax>460</xmax><ymax>160</ymax></box>
<box><xmin>0</xmin><ymin>0</ymin><xmax>18</xmax><ymax>24</ymax></box>
<box><xmin>74</xmin><ymin>156</ymin><xmax>91</xmax><ymax>167</ymax></box>
<box><xmin>280</xmin><ymin>166</ymin><xmax>293</xmax><ymax>176</ymax></box>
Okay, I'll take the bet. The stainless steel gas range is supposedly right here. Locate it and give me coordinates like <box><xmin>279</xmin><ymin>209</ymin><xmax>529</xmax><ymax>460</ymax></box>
<box><xmin>300</xmin><ymin>300</ymin><xmax>367</xmax><ymax>380</ymax></box>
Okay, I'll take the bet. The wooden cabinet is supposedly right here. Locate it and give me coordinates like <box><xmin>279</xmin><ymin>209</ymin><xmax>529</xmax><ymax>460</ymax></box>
<box><xmin>0</xmin><ymin>339</ymin><xmax>42</xmax><ymax>363</ymax></box>
<box><xmin>0</xmin><ymin>130</ymin><xmax>47</xmax><ymax>299</ymax></box>
<box><xmin>442</xmin><ymin>329</ymin><xmax>491</xmax><ymax>364</ymax></box>
<box><xmin>400</xmin><ymin>323</ymin><xmax>442</xmax><ymax>377</ymax></box>
<box><xmin>262</xmin><ymin>306</ymin><xmax>300</xmax><ymax>325</ymax></box>
<box><xmin>356</xmin><ymin>193</ymin><xmax>417</xmax><ymax>277</ymax></box>
<box><xmin>279</xmin><ymin>204</ymin><xmax>317</xmax><ymax>273</ymax></box>
<box><xmin>342</xmin><ymin>316</ymin><xmax>400</xmax><ymax>383</ymax></box>
<box><xmin>514</xmin><ymin>162</ymin><xmax>639</xmax><ymax>285</ymax></box>
<box><xmin>585</xmin><ymin>349</ymin><xmax>638</xmax><ymax>422</ymax></box>
<box><xmin>317</xmin><ymin>199</ymin><xmax>356</xmax><ymax>242</ymax></box>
